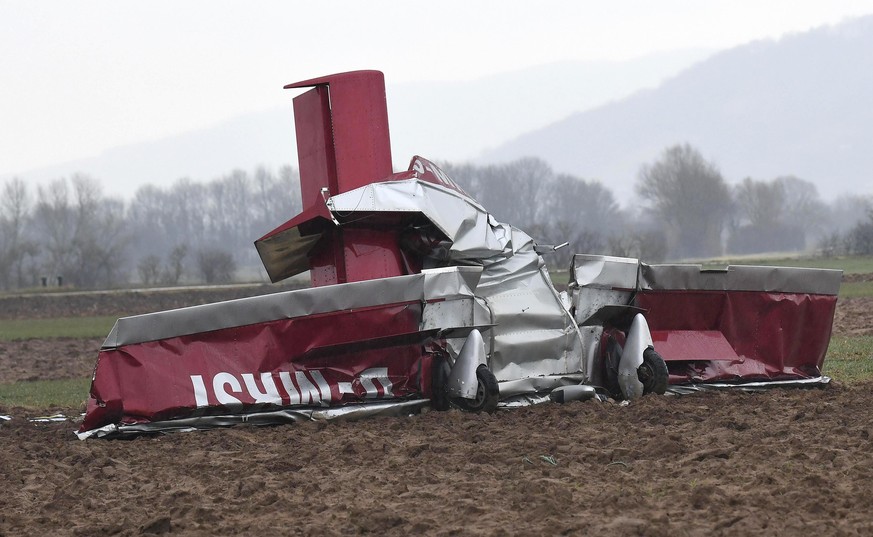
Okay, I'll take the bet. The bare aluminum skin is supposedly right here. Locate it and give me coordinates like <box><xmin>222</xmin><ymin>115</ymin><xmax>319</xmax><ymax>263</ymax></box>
<box><xmin>77</xmin><ymin>399</ymin><xmax>430</xmax><ymax>440</ymax></box>
<box><xmin>666</xmin><ymin>376</ymin><xmax>831</xmax><ymax>394</ymax></box>
<box><xmin>332</xmin><ymin>178</ymin><xmax>586</xmax><ymax>398</ymax></box>
<box><xmin>640</xmin><ymin>263</ymin><xmax>842</xmax><ymax>295</ymax></box>
<box><xmin>102</xmin><ymin>266</ymin><xmax>483</xmax><ymax>349</ymax></box>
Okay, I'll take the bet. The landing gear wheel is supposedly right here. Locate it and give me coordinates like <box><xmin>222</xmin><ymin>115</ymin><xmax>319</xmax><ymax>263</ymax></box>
<box><xmin>454</xmin><ymin>365</ymin><xmax>499</xmax><ymax>413</ymax></box>
<box><xmin>638</xmin><ymin>347</ymin><xmax>669</xmax><ymax>395</ymax></box>
<box><xmin>431</xmin><ymin>355</ymin><xmax>451</xmax><ymax>411</ymax></box>
<box><xmin>603</xmin><ymin>336</ymin><xmax>623</xmax><ymax>399</ymax></box>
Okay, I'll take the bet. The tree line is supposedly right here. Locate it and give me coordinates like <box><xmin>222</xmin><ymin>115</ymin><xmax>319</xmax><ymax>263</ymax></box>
<box><xmin>1</xmin><ymin>143</ymin><xmax>871</xmax><ymax>290</ymax></box>
<box><xmin>446</xmin><ymin>145</ymin><xmax>872</xmax><ymax>266</ymax></box>
<box><xmin>0</xmin><ymin>166</ymin><xmax>301</xmax><ymax>290</ymax></box>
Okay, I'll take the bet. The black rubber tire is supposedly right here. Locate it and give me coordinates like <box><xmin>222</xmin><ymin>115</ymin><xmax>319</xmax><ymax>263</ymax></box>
<box><xmin>603</xmin><ymin>336</ymin><xmax>623</xmax><ymax>398</ymax></box>
<box><xmin>431</xmin><ymin>355</ymin><xmax>451</xmax><ymax>411</ymax></box>
<box><xmin>454</xmin><ymin>365</ymin><xmax>500</xmax><ymax>413</ymax></box>
<box><xmin>638</xmin><ymin>347</ymin><xmax>669</xmax><ymax>395</ymax></box>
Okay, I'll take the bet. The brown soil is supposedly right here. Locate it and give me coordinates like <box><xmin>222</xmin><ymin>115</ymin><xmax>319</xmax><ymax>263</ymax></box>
<box><xmin>832</xmin><ymin>296</ymin><xmax>873</xmax><ymax>336</ymax></box>
<box><xmin>1</xmin><ymin>290</ymin><xmax>872</xmax><ymax>536</ymax></box>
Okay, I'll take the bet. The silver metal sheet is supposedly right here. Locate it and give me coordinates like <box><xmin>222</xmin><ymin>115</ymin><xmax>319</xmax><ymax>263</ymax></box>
<box><xmin>666</xmin><ymin>376</ymin><xmax>831</xmax><ymax>394</ymax></box>
<box><xmin>330</xmin><ymin>179</ymin><xmax>596</xmax><ymax>389</ymax></box>
<box><xmin>77</xmin><ymin>399</ymin><xmax>430</xmax><ymax>439</ymax></box>
<box><xmin>497</xmin><ymin>374</ymin><xmax>587</xmax><ymax>398</ymax></box>
<box><xmin>28</xmin><ymin>414</ymin><xmax>68</xmax><ymax>423</ymax></box>
<box><xmin>570</xmin><ymin>254</ymin><xmax>640</xmax><ymax>289</ymax></box>
<box><xmin>641</xmin><ymin>264</ymin><xmax>842</xmax><ymax>295</ymax></box>
<box><xmin>254</xmin><ymin>228</ymin><xmax>323</xmax><ymax>283</ymax></box>
<box><xmin>474</xmin><ymin>229</ymin><xmax>585</xmax><ymax>385</ymax></box>
<box><xmin>499</xmin><ymin>393</ymin><xmax>554</xmax><ymax>408</ymax></box>
<box><xmin>104</xmin><ymin>268</ymin><xmax>479</xmax><ymax>348</ymax></box>
<box><xmin>331</xmin><ymin>179</ymin><xmax>508</xmax><ymax>261</ymax></box>
<box><xmin>572</xmin><ymin>288</ymin><xmax>636</xmax><ymax>326</ymax></box>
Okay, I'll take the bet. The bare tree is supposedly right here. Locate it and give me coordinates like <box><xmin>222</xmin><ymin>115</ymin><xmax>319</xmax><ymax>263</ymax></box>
<box><xmin>826</xmin><ymin>194</ymin><xmax>873</xmax><ymax>235</ymax></box>
<box><xmin>734</xmin><ymin>177</ymin><xmax>785</xmax><ymax>228</ymax></box>
<box><xmin>30</xmin><ymin>175</ymin><xmax>128</xmax><ymax>288</ymax></box>
<box><xmin>33</xmin><ymin>178</ymin><xmax>76</xmax><ymax>281</ymax></box>
<box><xmin>252</xmin><ymin>165</ymin><xmax>302</xmax><ymax>235</ymax></box>
<box><xmin>729</xmin><ymin>176</ymin><xmax>814</xmax><ymax>254</ymax></box>
<box><xmin>606</xmin><ymin>230</ymin><xmax>668</xmax><ymax>262</ymax></box>
<box><xmin>197</xmin><ymin>248</ymin><xmax>236</xmax><ymax>284</ymax></box>
<box><xmin>848</xmin><ymin>210</ymin><xmax>873</xmax><ymax>255</ymax></box>
<box><xmin>776</xmin><ymin>175</ymin><xmax>828</xmax><ymax>242</ymax></box>
<box><xmin>636</xmin><ymin>144</ymin><xmax>732</xmax><ymax>259</ymax></box>
<box><xmin>162</xmin><ymin>244</ymin><xmax>188</xmax><ymax>285</ymax></box>
<box><xmin>138</xmin><ymin>255</ymin><xmax>162</xmax><ymax>285</ymax></box>
<box><xmin>167</xmin><ymin>178</ymin><xmax>208</xmax><ymax>248</ymax></box>
<box><xmin>0</xmin><ymin>178</ymin><xmax>37</xmax><ymax>289</ymax></box>
<box><xmin>445</xmin><ymin>158</ymin><xmax>552</xmax><ymax>228</ymax></box>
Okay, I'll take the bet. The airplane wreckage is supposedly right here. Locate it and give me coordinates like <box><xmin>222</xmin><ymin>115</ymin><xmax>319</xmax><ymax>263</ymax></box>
<box><xmin>78</xmin><ymin>71</ymin><xmax>842</xmax><ymax>438</ymax></box>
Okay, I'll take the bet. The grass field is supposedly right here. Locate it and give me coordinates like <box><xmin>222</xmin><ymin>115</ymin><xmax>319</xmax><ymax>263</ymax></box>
<box><xmin>0</xmin><ymin>316</ymin><xmax>117</xmax><ymax>341</ymax></box>
<box><xmin>0</xmin><ymin>378</ymin><xmax>90</xmax><ymax>410</ymax></box>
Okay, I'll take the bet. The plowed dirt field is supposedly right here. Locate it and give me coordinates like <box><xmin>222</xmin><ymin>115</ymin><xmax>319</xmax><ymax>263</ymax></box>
<box><xmin>1</xmin><ymin>290</ymin><xmax>872</xmax><ymax>536</ymax></box>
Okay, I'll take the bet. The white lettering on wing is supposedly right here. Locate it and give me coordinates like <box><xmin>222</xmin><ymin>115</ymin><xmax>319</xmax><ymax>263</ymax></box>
<box><xmin>213</xmin><ymin>372</ymin><xmax>243</xmax><ymax>406</ymax></box>
<box><xmin>241</xmin><ymin>372</ymin><xmax>282</xmax><ymax>405</ymax></box>
<box><xmin>190</xmin><ymin>368</ymin><xmax>396</xmax><ymax>408</ymax></box>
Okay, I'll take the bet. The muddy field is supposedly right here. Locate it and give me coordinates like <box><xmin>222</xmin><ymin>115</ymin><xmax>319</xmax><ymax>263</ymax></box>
<box><xmin>2</xmin><ymin>291</ymin><xmax>873</xmax><ymax>535</ymax></box>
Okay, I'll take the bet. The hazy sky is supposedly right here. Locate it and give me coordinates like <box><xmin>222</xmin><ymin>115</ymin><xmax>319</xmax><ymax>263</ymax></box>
<box><xmin>3</xmin><ymin>0</ymin><xmax>873</xmax><ymax>177</ymax></box>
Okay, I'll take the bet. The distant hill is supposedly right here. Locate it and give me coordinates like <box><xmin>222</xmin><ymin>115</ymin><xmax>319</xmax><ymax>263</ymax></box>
<box><xmin>3</xmin><ymin>49</ymin><xmax>711</xmax><ymax>200</ymax></box>
<box><xmin>482</xmin><ymin>16</ymin><xmax>873</xmax><ymax>202</ymax></box>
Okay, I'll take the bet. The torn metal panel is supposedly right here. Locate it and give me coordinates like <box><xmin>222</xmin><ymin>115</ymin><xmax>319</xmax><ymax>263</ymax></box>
<box><xmin>78</xmin><ymin>399</ymin><xmax>429</xmax><ymax>440</ymax></box>
<box><xmin>325</xmin><ymin>165</ymin><xmax>586</xmax><ymax>394</ymax></box>
<box><xmin>254</xmin><ymin>202</ymin><xmax>333</xmax><ymax>283</ymax></box>
<box><xmin>496</xmin><ymin>374</ymin><xmax>588</xmax><ymax>400</ymax></box>
<box><xmin>471</xmin><ymin>227</ymin><xmax>585</xmax><ymax>392</ymax></box>
<box><xmin>571</xmin><ymin>254</ymin><xmax>640</xmax><ymax>289</ymax></box>
<box><xmin>667</xmin><ymin>376</ymin><xmax>831</xmax><ymax>394</ymax></box>
<box><xmin>103</xmin><ymin>268</ymin><xmax>478</xmax><ymax>349</ymax></box>
<box><xmin>640</xmin><ymin>263</ymin><xmax>842</xmax><ymax>295</ymax></box>
<box><xmin>329</xmin><ymin>175</ymin><xmax>507</xmax><ymax>261</ymax></box>
<box><xmin>569</xmin><ymin>254</ymin><xmax>639</xmax><ymax>327</ymax></box>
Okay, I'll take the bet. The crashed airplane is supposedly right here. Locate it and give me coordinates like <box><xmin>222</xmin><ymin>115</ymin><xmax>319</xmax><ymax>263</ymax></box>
<box><xmin>78</xmin><ymin>70</ymin><xmax>841</xmax><ymax>438</ymax></box>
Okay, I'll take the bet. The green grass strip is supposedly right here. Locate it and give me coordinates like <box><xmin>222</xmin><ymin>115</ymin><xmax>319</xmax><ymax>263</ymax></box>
<box><xmin>823</xmin><ymin>335</ymin><xmax>873</xmax><ymax>384</ymax></box>
<box><xmin>839</xmin><ymin>281</ymin><xmax>873</xmax><ymax>299</ymax></box>
<box><xmin>0</xmin><ymin>316</ymin><xmax>116</xmax><ymax>341</ymax></box>
<box><xmin>0</xmin><ymin>378</ymin><xmax>91</xmax><ymax>410</ymax></box>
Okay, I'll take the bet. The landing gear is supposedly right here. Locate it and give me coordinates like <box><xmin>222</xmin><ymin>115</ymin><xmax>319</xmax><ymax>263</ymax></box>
<box><xmin>603</xmin><ymin>335</ymin><xmax>623</xmax><ymax>398</ymax></box>
<box><xmin>432</xmin><ymin>358</ymin><xmax>499</xmax><ymax>414</ymax></box>
<box><xmin>638</xmin><ymin>347</ymin><xmax>669</xmax><ymax>395</ymax></box>
<box><xmin>453</xmin><ymin>365</ymin><xmax>499</xmax><ymax>413</ymax></box>
<box><xmin>602</xmin><ymin>335</ymin><xmax>669</xmax><ymax>398</ymax></box>
<box><xmin>431</xmin><ymin>356</ymin><xmax>451</xmax><ymax>411</ymax></box>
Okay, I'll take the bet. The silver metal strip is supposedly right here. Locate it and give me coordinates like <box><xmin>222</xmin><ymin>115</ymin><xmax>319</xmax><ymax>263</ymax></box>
<box><xmin>666</xmin><ymin>376</ymin><xmax>831</xmax><ymax>394</ymax></box>
<box><xmin>641</xmin><ymin>264</ymin><xmax>842</xmax><ymax>295</ymax></box>
<box><xmin>77</xmin><ymin>399</ymin><xmax>430</xmax><ymax>439</ymax></box>
<box><xmin>103</xmin><ymin>268</ymin><xmax>480</xmax><ymax>348</ymax></box>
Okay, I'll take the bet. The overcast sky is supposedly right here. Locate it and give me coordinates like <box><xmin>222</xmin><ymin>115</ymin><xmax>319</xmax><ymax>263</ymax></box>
<box><xmin>3</xmin><ymin>0</ymin><xmax>873</xmax><ymax>179</ymax></box>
